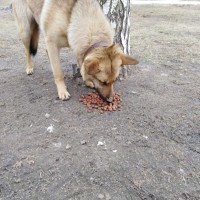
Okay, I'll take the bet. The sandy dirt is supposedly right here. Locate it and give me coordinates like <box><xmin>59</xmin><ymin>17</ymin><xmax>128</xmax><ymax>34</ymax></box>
<box><xmin>0</xmin><ymin>1</ymin><xmax>200</xmax><ymax>200</ymax></box>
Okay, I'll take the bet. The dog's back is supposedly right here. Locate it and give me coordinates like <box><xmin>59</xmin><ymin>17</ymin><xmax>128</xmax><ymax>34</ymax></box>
<box><xmin>68</xmin><ymin>0</ymin><xmax>114</xmax><ymax>64</ymax></box>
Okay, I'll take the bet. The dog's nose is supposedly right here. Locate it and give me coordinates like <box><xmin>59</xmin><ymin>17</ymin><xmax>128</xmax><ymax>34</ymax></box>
<box><xmin>106</xmin><ymin>96</ymin><xmax>113</xmax><ymax>103</ymax></box>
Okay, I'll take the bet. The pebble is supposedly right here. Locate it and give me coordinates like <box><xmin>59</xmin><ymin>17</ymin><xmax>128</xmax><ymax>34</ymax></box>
<box><xmin>45</xmin><ymin>113</ymin><xmax>50</xmax><ymax>118</ymax></box>
<box><xmin>14</xmin><ymin>178</ymin><xmax>21</xmax><ymax>183</ymax></box>
<box><xmin>0</xmin><ymin>102</ymin><xmax>5</xmax><ymax>107</ymax></box>
<box><xmin>47</xmin><ymin>124</ymin><xmax>54</xmax><ymax>133</ymax></box>
<box><xmin>161</xmin><ymin>73</ymin><xmax>168</xmax><ymax>76</ymax></box>
<box><xmin>143</xmin><ymin>135</ymin><xmax>148</xmax><ymax>140</ymax></box>
<box><xmin>14</xmin><ymin>161</ymin><xmax>23</xmax><ymax>168</ymax></box>
<box><xmin>27</xmin><ymin>160</ymin><xmax>35</xmax><ymax>165</ymax></box>
<box><xmin>90</xmin><ymin>177</ymin><xmax>94</xmax><ymax>182</ymax></box>
<box><xmin>98</xmin><ymin>194</ymin><xmax>105</xmax><ymax>199</ymax></box>
<box><xmin>80</xmin><ymin>140</ymin><xmax>87</xmax><ymax>145</ymax></box>
<box><xmin>131</xmin><ymin>91</ymin><xmax>137</xmax><ymax>95</ymax></box>
<box><xmin>105</xmin><ymin>193</ymin><xmax>111</xmax><ymax>200</ymax></box>
<box><xmin>66</xmin><ymin>144</ymin><xmax>72</xmax><ymax>150</ymax></box>
<box><xmin>97</xmin><ymin>141</ymin><xmax>105</xmax><ymax>146</ymax></box>
<box><xmin>53</xmin><ymin>142</ymin><xmax>62</xmax><ymax>148</ymax></box>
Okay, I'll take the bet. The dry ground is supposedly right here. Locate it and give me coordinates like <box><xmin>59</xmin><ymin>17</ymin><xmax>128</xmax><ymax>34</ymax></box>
<box><xmin>0</xmin><ymin>1</ymin><xmax>200</xmax><ymax>200</ymax></box>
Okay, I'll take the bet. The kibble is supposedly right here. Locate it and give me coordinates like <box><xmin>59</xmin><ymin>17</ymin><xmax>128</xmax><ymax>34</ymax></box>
<box><xmin>79</xmin><ymin>92</ymin><xmax>122</xmax><ymax>113</ymax></box>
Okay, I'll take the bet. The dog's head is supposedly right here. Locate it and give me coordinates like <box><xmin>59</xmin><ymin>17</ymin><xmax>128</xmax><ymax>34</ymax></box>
<box><xmin>81</xmin><ymin>44</ymin><xmax>138</xmax><ymax>102</ymax></box>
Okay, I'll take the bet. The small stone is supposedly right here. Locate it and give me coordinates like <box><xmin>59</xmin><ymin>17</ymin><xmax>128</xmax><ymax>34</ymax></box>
<box><xmin>98</xmin><ymin>194</ymin><xmax>105</xmax><ymax>199</ymax></box>
<box><xmin>45</xmin><ymin>113</ymin><xmax>50</xmax><ymax>118</ymax></box>
<box><xmin>66</xmin><ymin>144</ymin><xmax>72</xmax><ymax>150</ymax></box>
<box><xmin>105</xmin><ymin>193</ymin><xmax>111</xmax><ymax>200</ymax></box>
<box><xmin>0</xmin><ymin>102</ymin><xmax>5</xmax><ymax>107</ymax></box>
<box><xmin>97</xmin><ymin>141</ymin><xmax>105</xmax><ymax>146</ymax></box>
<box><xmin>113</xmin><ymin>150</ymin><xmax>117</xmax><ymax>153</ymax></box>
<box><xmin>143</xmin><ymin>135</ymin><xmax>148</xmax><ymax>140</ymax></box>
<box><xmin>131</xmin><ymin>91</ymin><xmax>137</xmax><ymax>95</ymax></box>
<box><xmin>90</xmin><ymin>177</ymin><xmax>94</xmax><ymax>182</ymax></box>
<box><xmin>27</xmin><ymin>160</ymin><xmax>35</xmax><ymax>165</ymax></box>
<box><xmin>14</xmin><ymin>178</ymin><xmax>21</xmax><ymax>183</ymax></box>
<box><xmin>47</xmin><ymin>124</ymin><xmax>54</xmax><ymax>133</ymax></box>
<box><xmin>161</xmin><ymin>73</ymin><xmax>168</xmax><ymax>77</ymax></box>
<box><xmin>53</xmin><ymin>142</ymin><xmax>62</xmax><ymax>148</ymax></box>
<box><xmin>14</xmin><ymin>161</ymin><xmax>23</xmax><ymax>168</ymax></box>
<box><xmin>80</xmin><ymin>140</ymin><xmax>87</xmax><ymax>145</ymax></box>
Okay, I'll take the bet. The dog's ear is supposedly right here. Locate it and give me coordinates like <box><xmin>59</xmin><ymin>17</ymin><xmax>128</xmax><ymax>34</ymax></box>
<box><xmin>107</xmin><ymin>44</ymin><xmax>139</xmax><ymax>66</ymax></box>
<box><xmin>84</xmin><ymin>59</ymin><xmax>100</xmax><ymax>75</ymax></box>
<box><xmin>121</xmin><ymin>54</ymin><xmax>139</xmax><ymax>65</ymax></box>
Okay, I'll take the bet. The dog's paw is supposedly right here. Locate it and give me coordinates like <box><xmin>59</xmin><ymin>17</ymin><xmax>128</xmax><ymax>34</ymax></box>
<box><xmin>58</xmin><ymin>89</ymin><xmax>71</xmax><ymax>101</ymax></box>
<box><xmin>26</xmin><ymin>67</ymin><xmax>34</xmax><ymax>75</ymax></box>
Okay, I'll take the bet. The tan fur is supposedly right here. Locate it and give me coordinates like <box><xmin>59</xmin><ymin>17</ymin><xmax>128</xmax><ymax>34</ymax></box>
<box><xmin>12</xmin><ymin>0</ymin><xmax>138</xmax><ymax>101</ymax></box>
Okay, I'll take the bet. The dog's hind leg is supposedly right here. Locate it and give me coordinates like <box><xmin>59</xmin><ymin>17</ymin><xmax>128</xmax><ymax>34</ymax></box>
<box><xmin>12</xmin><ymin>0</ymin><xmax>39</xmax><ymax>75</ymax></box>
<box><xmin>22</xmin><ymin>21</ymin><xmax>39</xmax><ymax>75</ymax></box>
<box><xmin>26</xmin><ymin>22</ymin><xmax>39</xmax><ymax>75</ymax></box>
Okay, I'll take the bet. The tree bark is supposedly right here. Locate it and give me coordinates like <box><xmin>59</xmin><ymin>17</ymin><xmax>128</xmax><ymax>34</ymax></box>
<box><xmin>98</xmin><ymin>0</ymin><xmax>131</xmax><ymax>77</ymax></box>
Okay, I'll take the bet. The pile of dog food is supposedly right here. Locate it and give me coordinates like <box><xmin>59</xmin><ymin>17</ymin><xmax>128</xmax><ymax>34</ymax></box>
<box><xmin>79</xmin><ymin>92</ymin><xmax>122</xmax><ymax>113</ymax></box>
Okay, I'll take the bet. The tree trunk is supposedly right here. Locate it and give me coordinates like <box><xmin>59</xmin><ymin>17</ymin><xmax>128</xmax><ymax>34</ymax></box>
<box><xmin>98</xmin><ymin>0</ymin><xmax>131</xmax><ymax>77</ymax></box>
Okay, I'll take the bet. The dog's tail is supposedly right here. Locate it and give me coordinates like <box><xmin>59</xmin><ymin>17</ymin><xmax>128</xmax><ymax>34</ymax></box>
<box><xmin>29</xmin><ymin>21</ymin><xmax>39</xmax><ymax>56</ymax></box>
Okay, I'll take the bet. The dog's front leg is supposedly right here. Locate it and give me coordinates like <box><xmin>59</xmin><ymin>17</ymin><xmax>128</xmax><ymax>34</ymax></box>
<box><xmin>45</xmin><ymin>40</ymin><xmax>70</xmax><ymax>100</ymax></box>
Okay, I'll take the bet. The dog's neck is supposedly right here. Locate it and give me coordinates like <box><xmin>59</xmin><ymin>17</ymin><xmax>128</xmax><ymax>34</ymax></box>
<box><xmin>82</xmin><ymin>41</ymin><xmax>111</xmax><ymax>62</ymax></box>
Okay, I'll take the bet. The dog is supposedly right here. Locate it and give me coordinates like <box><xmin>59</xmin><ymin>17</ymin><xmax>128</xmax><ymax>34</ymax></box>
<box><xmin>12</xmin><ymin>0</ymin><xmax>138</xmax><ymax>102</ymax></box>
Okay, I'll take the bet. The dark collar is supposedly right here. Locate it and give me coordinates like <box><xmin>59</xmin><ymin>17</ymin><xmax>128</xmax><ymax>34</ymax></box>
<box><xmin>82</xmin><ymin>41</ymin><xmax>110</xmax><ymax>61</ymax></box>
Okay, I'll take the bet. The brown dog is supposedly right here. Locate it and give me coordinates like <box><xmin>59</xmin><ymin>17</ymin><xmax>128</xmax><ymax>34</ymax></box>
<box><xmin>12</xmin><ymin>0</ymin><xmax>138</xmax><ymax>101</ymax></box>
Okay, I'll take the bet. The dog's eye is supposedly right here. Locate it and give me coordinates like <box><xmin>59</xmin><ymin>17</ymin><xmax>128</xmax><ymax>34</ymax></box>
<box><xmin>102</xmin><ymin>81</ymin><xmax>107</xmax><ymax>85</ymax></box>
